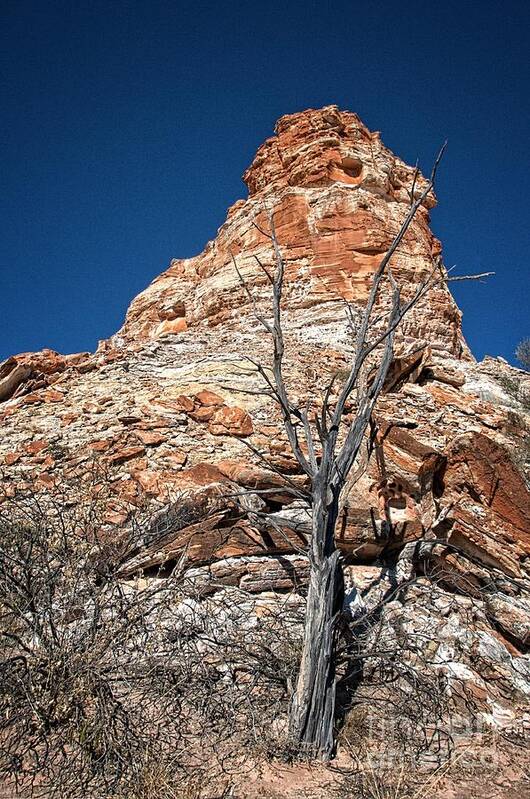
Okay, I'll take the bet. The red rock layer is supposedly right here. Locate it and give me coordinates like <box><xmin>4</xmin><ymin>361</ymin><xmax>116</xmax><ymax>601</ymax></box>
<box><xmin>0</xmin><ymin>107</ymin><xmax>528</xmax><ymax>634</ymax></box>
<box><xmin>112</xmin><ymin>106</ymin><xmax>466</xmax><ymax>359</ymax></box>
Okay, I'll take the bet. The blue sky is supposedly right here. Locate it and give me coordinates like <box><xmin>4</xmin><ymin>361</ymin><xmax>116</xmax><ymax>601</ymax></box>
<box><xmin>1</xmin><ymin>0</ymin><xmax>528</xmax><ymax>363</ymax></box>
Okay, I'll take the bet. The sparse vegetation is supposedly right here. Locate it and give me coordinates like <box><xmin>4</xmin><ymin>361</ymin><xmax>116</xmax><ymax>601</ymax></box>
<box><xmin>498</xmin><ymin>372</ymin><xmax>530</xmax><ymax>411</ymax></box>
<box><xmin>1</xmin><ymin>489</ymin><xmax>491</xmax><ymax>798</ymax></box>
<box><xmin>516</xmin><ymin>338</ymin><xmax>530</xmax><ymax>370</ymax></box>
<box><xmin>0</xmin><ymin>492</ymin><xmax>304</xmax><ymax>797</ymax></box>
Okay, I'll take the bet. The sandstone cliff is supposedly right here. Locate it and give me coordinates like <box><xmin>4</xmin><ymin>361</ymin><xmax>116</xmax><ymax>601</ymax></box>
<box><xmin>1</xmin><ymin>106</ymin><xmax>529</xmax><ymax>738</ymax></box>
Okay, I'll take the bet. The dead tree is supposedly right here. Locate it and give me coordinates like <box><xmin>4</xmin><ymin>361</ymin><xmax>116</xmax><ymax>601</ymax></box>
<box><xmin>233</xmin><ymin>147</ymin><xmax>491</xmax><ymax>761</ymax></box>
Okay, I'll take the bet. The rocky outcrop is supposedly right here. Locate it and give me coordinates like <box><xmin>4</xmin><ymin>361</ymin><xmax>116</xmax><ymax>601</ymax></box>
<box><xmin>110</xmin><ymin>107</ymin><xmax>464</xmax><ymax>358</ymax></box>
<box><xmin>1</xmin><ymin>106</ymin><xmax>529</xmax><ymax>729</ymax></box>
<box><xmin>0</xmin><ymin>349</ymin><xmax>94</xmax><ymax>402</ymax></box>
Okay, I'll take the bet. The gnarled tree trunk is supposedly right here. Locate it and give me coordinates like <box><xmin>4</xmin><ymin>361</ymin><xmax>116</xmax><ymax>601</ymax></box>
<box><xmin>232</xmin><ymin>148</ymin><xmax>479</xmax><ymax>761</ymax></box>
<box><xmin>289</xmin><ymin>494</ymin><xmax>344</xmax><ymax>760</ymax></box>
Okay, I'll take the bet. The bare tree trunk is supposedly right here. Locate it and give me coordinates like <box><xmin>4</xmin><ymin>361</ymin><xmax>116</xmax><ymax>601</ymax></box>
<box><xmin>231</xmin><ymin>150</ymin><xmax>490</xmax><ymax>761</ymax></box>
<box><xmin>289</xmin><ymin>493</ymin><xmax>344</xmax><ymax>760</ymax></box>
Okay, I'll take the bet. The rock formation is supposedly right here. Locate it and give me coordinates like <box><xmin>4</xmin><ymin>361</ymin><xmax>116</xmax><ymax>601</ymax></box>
<box><xmin>1</xmin><ymin>106</ymin><xmax>529</xmax><ymax>736</ymax></box>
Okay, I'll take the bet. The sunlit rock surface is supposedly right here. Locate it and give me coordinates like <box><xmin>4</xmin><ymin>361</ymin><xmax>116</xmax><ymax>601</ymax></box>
<box><xmin>1</xmin><ymin>106</ymin><xmax>529</xmax><ymax>729</ymax></box>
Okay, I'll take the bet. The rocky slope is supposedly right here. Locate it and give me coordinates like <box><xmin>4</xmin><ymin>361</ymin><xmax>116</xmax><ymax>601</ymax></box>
<box><xmin>1</xmin><ymin>106</ymin><xmax>529</xmax><ymax>741</ymax></box>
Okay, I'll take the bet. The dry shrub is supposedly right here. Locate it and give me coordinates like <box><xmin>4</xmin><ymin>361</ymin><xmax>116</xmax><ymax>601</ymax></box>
<box><xmin>0</xmin><ymin>488</ymin><xmax>507</xmax><ymax>798</ymax></box>
<box><xmin>0</xmin><ymin>493</ymin><xmax>304</xmax><ymax>798</ymax></box>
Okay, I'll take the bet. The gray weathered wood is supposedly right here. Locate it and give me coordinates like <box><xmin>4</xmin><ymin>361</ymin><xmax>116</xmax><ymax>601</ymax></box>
<box><xmin>232</xmin><ymin>146</ymin><xmax>490</xmax><ymax>760</ymax></box>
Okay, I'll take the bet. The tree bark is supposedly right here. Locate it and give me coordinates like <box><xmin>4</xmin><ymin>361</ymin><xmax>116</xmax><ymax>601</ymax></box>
<box><xmin>289</xmin><ymin>498</ymin><xmax>344</xmax><ymax>760</ymax></box>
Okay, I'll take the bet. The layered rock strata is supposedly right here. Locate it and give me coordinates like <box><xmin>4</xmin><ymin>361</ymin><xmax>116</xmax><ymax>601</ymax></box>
<box><xmin>1</xmin><ymin>106</ymin><xmax>529</xmax><ymax>728</ymax></box>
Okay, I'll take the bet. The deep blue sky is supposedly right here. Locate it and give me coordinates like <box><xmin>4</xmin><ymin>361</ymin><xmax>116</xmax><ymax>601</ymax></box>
<box><xmin>1</xmin><ymin>0</ymin><xmax>528</xmax><ymax>364</ymax></box>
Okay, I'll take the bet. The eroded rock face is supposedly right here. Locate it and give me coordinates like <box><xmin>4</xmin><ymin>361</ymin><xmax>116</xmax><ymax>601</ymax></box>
<box><xmin>1</xmin><ymin>106</ymin><xmax>529</xmax><ymax>723</ymax></box>
<box><xmin>111</xmin><ymin>107</ymin><xmax>464</xmax><ymax>358</ymax></box>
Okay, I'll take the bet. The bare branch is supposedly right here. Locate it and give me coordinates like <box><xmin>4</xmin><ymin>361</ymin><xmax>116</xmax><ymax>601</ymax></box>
<box><xmin>231</xmin><ymin>251</ymin><xmax>274</xmax><ymax>335</ymax></box>
<box><xmin>329</xmin><ymin>144</ymin><xmax>446</xmax><ymax>436</ymax></box>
